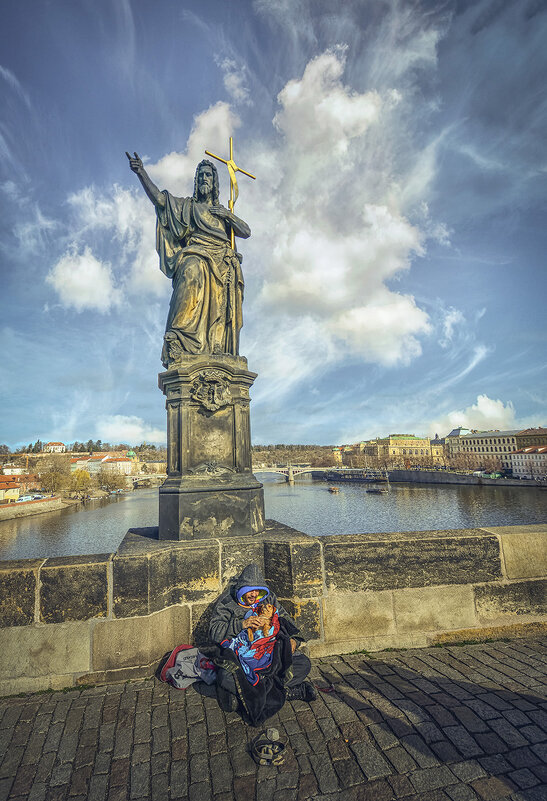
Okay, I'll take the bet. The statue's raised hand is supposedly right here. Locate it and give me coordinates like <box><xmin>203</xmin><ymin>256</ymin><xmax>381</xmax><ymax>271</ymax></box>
<box><xmin>125</xmin><ymin>151</ymin><xmax>144</xmax><ymax>175</ymax></box>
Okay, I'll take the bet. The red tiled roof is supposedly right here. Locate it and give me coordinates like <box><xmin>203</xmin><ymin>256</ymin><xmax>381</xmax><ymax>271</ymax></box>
<box><xmin>0</xmin><ymin>479</ymin><xmax>20</xmax><ymax>489</ymax></box>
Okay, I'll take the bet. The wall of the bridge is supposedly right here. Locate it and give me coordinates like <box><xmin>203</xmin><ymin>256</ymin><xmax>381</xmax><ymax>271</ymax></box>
<box><xmin>0</xmin><ymin>523</ymin><xmax>545</xmax><ymax>695</ymax></box>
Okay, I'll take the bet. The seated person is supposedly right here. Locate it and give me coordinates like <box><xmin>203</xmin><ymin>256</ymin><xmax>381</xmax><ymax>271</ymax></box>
<box><xmin>208</xmin><ymin>563</ymin><xmax>316</xmax><ymax>721</ymax></box>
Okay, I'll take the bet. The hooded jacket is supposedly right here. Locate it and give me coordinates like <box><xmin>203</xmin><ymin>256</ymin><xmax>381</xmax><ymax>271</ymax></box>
<box><xmin>208</xmin><ymin>563</ymin><xmax>304</xmax><ymax>646</ymax></box>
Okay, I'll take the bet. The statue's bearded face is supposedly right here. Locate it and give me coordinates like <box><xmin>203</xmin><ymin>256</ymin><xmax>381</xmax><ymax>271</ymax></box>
<box><xmin>197</xmin><ymin>165</ymin><xmax>214</xmax><ymax>199</ymax></box>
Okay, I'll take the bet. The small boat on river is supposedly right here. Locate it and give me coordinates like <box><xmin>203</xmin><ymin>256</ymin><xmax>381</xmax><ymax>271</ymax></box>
<box><xmin>328</xmin><ymin>486</ymin><xmax>340</xmax><ymax>493</ymax></box>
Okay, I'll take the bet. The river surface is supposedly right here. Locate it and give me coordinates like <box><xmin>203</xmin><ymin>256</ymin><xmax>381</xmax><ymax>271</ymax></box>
<box><xmin>0</xmin><ymin>476</ymin><xmax>545</xmax><ymax>561</ymax></box>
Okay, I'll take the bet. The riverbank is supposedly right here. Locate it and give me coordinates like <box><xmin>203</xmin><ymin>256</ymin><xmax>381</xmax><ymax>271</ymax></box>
<box><xmin>389</xmin><ymin>468</ymin><xmax>543</xmax><ymax>487</ymax></box>
<box><xmin>0</xmin><ymin>496</ymin><xmax>76</xmax><ymax>521</ymax></box>
<box><xmin>313</xmin><ymin>468</ymin><xmax>544</xmax><ymax>488</ymax></box>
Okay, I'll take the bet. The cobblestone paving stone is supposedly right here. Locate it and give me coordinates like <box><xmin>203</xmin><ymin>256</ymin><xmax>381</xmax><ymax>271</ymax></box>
<box><xmin>0</xmin><ymin>639</ymin><xmax>546</xmax><ymax>800</ymax></box>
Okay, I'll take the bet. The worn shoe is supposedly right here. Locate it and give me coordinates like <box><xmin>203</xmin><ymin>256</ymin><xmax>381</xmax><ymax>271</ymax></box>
<box><xmin>250</xmin><ymin>732</ymin><xmax>286</xmax><ymax>766</ymax></box>
<box><xmin>286</xmin><ymin>681</ymin><xmax>317</xmax><ymax>702</ymax></box>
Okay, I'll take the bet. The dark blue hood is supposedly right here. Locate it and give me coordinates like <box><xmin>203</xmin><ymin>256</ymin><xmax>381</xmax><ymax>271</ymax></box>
<box><xmin>233</xmin><ymin>563</ymin><xmax>269</xmax><ymax>605</ymax></box>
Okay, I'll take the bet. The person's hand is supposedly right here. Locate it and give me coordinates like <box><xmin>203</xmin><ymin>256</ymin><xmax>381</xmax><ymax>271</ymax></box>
<box><xmin>125</xmin><ymin>151</ymin><xmax>144</xmax><ymax>175</ymax></box>
<box><xmin>244</xmin><ymin>615</ymin><xmax>263</xmax><ymax>632</ymax></box>
<box><xmin>290</xmin><ymin>638</ymin><xmax>297</xmax><ymax>653</ymax></box>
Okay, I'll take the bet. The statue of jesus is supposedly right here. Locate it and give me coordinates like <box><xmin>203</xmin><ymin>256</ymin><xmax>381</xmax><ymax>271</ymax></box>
<box><xmin>126</xmin><ymin>153</ymin><xmax>251</xmax><ymax>366</ymax></box>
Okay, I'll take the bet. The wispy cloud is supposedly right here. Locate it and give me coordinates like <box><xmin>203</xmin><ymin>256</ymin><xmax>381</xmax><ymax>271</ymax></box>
<box><xmin>0</xmin><ymin>65</ymin><xmax>31</xmax><ymax>108</ymax></box>
<box><xmin>216</xmin><ymin>57</ymin><xmax>252</xmax><ymax>106</ymax></box>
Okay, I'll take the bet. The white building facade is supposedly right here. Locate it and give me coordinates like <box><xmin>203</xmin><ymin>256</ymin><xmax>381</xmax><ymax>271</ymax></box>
<box><xmin>458</xmin><ymin>430</ymin><xmax>519</xmax><ymax>471</ymax></box>
<box><xmin>511</xmin><ymin>447</ymin><xmax>547</xmax><ymax>480</ymax></box>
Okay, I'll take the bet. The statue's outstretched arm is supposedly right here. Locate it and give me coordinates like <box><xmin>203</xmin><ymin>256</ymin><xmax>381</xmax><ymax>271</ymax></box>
<box><xmin>210</xmin><ymin>205</ymin><xmax>251</xmax><ymax>239</ymax></box>
<box><xmin>125</xmin><ymin>151</ymin><xmax>166</xmax><ymax>209</ymax></box>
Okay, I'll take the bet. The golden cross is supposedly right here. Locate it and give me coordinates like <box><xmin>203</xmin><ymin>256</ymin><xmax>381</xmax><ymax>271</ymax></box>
<box><xmin>205</xmin><ymin>137</ymin><xmax>255</xmax><ymax>248</ymax></box>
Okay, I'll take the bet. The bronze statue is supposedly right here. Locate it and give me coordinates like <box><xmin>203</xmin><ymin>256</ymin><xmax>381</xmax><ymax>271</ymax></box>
<box><xmin>126</xmin><ymin>152</ymin><xmax>251</xmax><ymax>365</ymax></box>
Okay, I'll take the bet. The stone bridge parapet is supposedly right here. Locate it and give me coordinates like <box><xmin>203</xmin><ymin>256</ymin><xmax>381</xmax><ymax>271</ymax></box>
<box><xmin>0</xmin><ymin>523</ymin><xmax>545</xmax><ymax>695</ymax></box>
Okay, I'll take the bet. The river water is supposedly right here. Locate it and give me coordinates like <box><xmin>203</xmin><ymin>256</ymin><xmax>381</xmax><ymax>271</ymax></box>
<box><xmin>0</xmin><ymin>476</ymin><xmax>545</xmax><ymax>561</ymax></box>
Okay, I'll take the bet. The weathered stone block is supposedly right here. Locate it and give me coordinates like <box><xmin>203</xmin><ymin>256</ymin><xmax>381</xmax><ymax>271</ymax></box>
<box><xmin>474</xmin><ymin>579</ymin><xmax>547</xmax><ymax>621</ymax></box>
<box><xmin>0</xmin><ymin>559</ymin><xmax>41</xmax><ymax>627</ymax></box>
<box><xmin>189</xmin><ymin>601</ymin><xmax>218</xmax><ymax>647</ymax></box>
<box><xmin>487</xmin><ymin>526</ymin><xmax>547</xmax><ymax>579</ymax></box>
<box><xmin>264</xmin><ymin>539</ymin><xmax>322</xmax><ymax>599</ymax></box>
<box><xmin>280</xmin><ymin>598</ymin><xmax>321</xmax><ymax>641</ymax></box>
<box><xmin>113</xmin><ymin>555</ymin><xmax>149</xmax><ymax>618</ymax></box>
<box><xmin>393</xmin><ymin>585</ymin><xmax>476</xmax><ymax>633</ymax></box>
<box><xmin>92</xmin><ymin>605</ymin><xmax>190</xmax><ymax>672</ymax></box>
<box><xmin>148</xmin><ymin>543</ymin><xmax>220</xmax><ymax>611</ymax></box>
<box><xmin>289</xmin><ymin>541</ymin><xmax>323</xmax><ymax>598</ymax></box>
<box><xmin>323</xmin><ymin>591</ymin><xmax>395</xmax><ymax>641</ymax></box>
<box><xmin>264</xmin><ymin>542</ymin><xmax>292</xmax><ymax>597</ymax></box>
<box><xmin>220</xmin><ymin>538</ymin><xmax>265</xmax><ymax>586</ymax></box>
<box><xmin>40</xmin><ymin>554</ymin><xmax>110</xmax><ymax>623</ymax></box>
<box><xmin>323</xmin><ymin>531</ymin><xmax>502</xmax><ymax>591</ymax></box>
<box><xmin>0</xmin><ymin>621</ymin><xmax>91</xmax><ymax>679</ymax></box>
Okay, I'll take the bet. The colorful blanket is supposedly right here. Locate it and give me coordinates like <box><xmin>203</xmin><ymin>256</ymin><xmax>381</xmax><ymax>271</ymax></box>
<box><xmin>221</xmin><ymin>605</ymin><xmax>280</xmax><ymax>685</ymax></box>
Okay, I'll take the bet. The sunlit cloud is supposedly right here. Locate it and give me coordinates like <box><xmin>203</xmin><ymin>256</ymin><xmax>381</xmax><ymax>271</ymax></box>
<box><xmin>429</xmin><ymin>393</ymin><xmax>517</xmax><ymax>434</ymax></box>
<box><xmin>46</xmin><ymin>245</ymin><xmax>122</xmax><ymax>313</ymax></box>
<box><xmin>95</xmin><ymin>414</ymin><xmax>165</xmax><ymax>445</ymax></box>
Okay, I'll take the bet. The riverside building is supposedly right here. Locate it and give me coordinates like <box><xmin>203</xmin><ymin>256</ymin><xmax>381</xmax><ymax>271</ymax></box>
<box><xmin>459</xmin><ymin>430</ymin><xmax>519</xmax><ymax>471</ymax></box>
<box><xmin>511</xmin><ymin>446</ymin><xmax>547</xmax><ymax>480</ymax></box>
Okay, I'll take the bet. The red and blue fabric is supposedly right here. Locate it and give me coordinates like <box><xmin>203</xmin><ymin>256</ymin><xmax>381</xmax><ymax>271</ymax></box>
<box><xmin>221</xmin><ymin>607</ymin><xmax>280</xmax><ymax>685</ymax></box>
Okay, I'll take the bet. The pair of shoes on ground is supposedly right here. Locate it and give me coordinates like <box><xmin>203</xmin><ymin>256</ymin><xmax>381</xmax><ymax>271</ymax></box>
<box><xmin>250</xmin><ymin>728</ymin><xmax>286</xmax><ymax>766</ymax></box>
<box><xmin>286</xmin><ymin>680</ymin><xmax>317</xmax><ymax>702</ymax></box>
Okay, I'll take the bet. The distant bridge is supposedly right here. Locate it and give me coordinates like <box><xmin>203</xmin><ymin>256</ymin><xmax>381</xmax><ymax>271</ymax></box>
<box><xmin>132</xmin><ymin>475</ymin><xmax>166</xmax><ymax>488</ymax></box>
<box><xmin>253</xmin><ymin>466</ymin><xmax>331</xmax><ymax>484</ymax></box>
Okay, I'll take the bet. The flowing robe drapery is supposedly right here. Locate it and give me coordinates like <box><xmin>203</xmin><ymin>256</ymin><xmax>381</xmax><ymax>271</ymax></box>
<box><xmin>156</xmin><ymin>190</ymin><xmax>244</xmax><ymax>363</ymax></box>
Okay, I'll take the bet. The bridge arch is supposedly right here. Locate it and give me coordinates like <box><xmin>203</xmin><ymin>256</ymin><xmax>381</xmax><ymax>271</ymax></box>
<box><xmin>253</xmin><ymin>467</ymin><xmax>330</xmax><ymax>483</ymax></box>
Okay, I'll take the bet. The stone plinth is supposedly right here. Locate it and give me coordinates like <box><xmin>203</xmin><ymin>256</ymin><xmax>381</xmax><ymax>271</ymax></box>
<box><xmin>158</xmin><ymin>354</ymin><xmax>265</xmax><ymax>540</ymax></box>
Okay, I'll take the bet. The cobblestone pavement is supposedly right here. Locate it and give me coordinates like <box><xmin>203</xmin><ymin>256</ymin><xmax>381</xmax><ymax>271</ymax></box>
<box><xmin>1</xmin><ymin>639</ymin><xmax>546</xmax><ymax>801</ymax></box>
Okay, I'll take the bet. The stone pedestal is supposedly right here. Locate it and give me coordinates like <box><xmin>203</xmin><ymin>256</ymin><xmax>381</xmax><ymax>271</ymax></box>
<box><xmin>158</xmin><ymin>354</ymin><xmax>265</xmax><ymax>540</ymax></box>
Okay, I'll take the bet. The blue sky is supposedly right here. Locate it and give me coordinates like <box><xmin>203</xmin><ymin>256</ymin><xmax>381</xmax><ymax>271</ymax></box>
<box><xmin>0</xmin><ymin>0</ymin><xmax>545</xmax><ymax>448</ymax></box>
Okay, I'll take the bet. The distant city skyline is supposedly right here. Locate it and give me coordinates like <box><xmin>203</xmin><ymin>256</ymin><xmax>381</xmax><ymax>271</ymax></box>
<box><xmin>1</xmin><ymin>1</ymin><xmax>546</xmax><ymax>449</ymax></box>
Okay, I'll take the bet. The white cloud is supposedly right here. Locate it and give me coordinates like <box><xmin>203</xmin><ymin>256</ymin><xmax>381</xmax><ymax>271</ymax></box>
<box><xmin>242</xmin><ymin>47</ymin><xmax>434</xmax><ymax>377</ymax></box>
<box><xmin>13</xmin><ymin>205</ymin><xmax>57</xmax><ymax>255</ymax></box>
<box><xmin>329</xmin><ymin>293</ymin><xmax>430</xmax><ymax>366</ymax></box>
<box><xmin>46</xmin><ymin>245</ymin><xmax>122</xmax><ymax>313</ymax></box>
<box><xmin>95</xmin><ymin>414</ymin><xmax>165</xmax><ymax>445</ymax></box>
<box><xmin>217</xmin><ymin>58</ymin><xmax>252</xmax><ymax>105</ymax></box>
<box><xmin>66</xmin><ymin>185</ymin><xmax>163</xmax><ymax>297</ymax></box>
<box><xmin>430</xmin><ymin>394</ymin><xmax>517</xmax><ymax>435</ymax></box>
<box><xmin>148</xmin><ymin>102</ymin><xmax>241</xmax><ymax>196</ymax></box>
<box><xmin>273</xmin><ymin>48</ymin><xmax>382</xmax><ymax>157</ymax></box>
<box><xmin>439</xmin><ymin>307</ymin><xmax>465</xmax><ymax>347</ymax></box>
